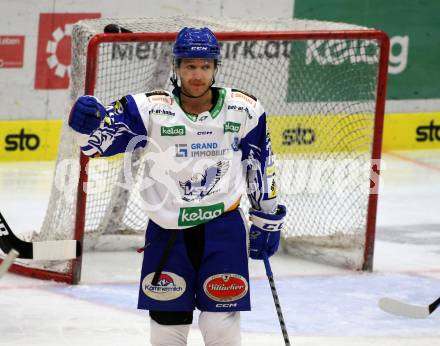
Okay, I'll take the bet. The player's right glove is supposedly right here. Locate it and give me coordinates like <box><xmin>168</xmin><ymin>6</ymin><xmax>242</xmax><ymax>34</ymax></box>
<box><xmin>249</xmin><ymin>205</ymin><xmax>286</xmax><ymax>260</ymax></box>
<box><xmin>68</xmin><ymin>95</ymin><xmax>107</xmax><ymax>134</ymax></box>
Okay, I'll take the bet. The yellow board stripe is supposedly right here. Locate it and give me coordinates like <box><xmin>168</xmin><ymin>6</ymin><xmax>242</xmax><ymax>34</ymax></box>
<box><xmin>0</xmin><ymin>112</ymin><xmax>439</xmax><ymax>162</ymax></box>
<box><xmin>381</xmin><ymin>112</ymin><xmax>440</xmax><ymax>151</ymax></box>
<box><xmin>267</xmin><ymin>112</ymin><xmax>440</xmax><ymax>155</ymax></box>
<box><xmin>267</xmin><ymin>113</ymin><xmax>374</xmax><ymax>155</ymax></box>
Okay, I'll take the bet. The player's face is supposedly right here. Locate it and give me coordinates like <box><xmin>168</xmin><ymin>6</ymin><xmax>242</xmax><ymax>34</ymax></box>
<box><xmin>178</xmin><ymin>59</ymin><xmax>215</xmax><ymax>97</ymax></box>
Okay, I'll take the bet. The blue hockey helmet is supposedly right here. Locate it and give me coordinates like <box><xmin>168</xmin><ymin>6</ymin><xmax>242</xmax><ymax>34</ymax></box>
<box><xmin>173</xmin><ymin>27</ymin><xmax>220</xmax><ymax>60</ymax></box>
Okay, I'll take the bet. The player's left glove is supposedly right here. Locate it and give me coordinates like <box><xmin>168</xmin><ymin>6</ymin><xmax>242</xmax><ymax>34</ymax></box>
<box><xmin>249</xmin><ymin>205</ymin><xmax>286</xmax><ymax>260</ymax></box>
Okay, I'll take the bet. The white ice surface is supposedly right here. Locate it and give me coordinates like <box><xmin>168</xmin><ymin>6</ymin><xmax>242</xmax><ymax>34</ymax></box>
<box><xmin>1</xmin><ymin>150</ymin><xmax>440</xmax><ymax>346</ymax></box>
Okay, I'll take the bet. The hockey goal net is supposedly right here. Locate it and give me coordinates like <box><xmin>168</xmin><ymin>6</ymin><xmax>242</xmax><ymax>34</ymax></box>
<box><xmin>2</xmin><ymin>16</ymin><xmax>389</xmax><ymax>283</ymax></box>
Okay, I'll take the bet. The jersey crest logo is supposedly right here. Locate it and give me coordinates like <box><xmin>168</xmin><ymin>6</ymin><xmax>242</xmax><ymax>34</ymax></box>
<box><xmin>179</xmin><ymin>161</ymin><xmax>230</xmax><ymax>202</ymax></box>
<box><xmin>87</xmin><ymin>122</ymin><xmax>137</xmax><ymax>154</ymax></box>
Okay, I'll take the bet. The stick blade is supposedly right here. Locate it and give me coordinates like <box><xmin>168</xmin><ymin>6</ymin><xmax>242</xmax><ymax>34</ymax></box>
<box><xmin>32</xmin><ymin>240</ymin><xmax>81</xmax><ymax>260</ymax></box>
<box><xmin>0</xmin><ymin>249</ymin><xmax>19</xmax><ymax>278</ymax></box>
<box><xmin>379</xmin><ymin>297</ymin><xmax>430</xmax><ymax>319</ymax></box>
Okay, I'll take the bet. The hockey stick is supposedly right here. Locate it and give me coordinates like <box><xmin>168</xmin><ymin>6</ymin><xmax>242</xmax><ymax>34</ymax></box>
<box><xmin>263</xmin><ymin>253</ymin><xmax>291</xmax><ymax>346</ymax></box>
<box><xmin>0</xmin><ymin>212</ymin><xmax>82</xmax><ymax>261</ymax></box>
<box><xmin>151</xmin><ymin>229</ymin><xmax>178</xmax><ymax>286</ymax></box>
<box><xmin>379</xmin><ymin>296</ymin><xmax>440</xmax><ymax>319</ymax></box>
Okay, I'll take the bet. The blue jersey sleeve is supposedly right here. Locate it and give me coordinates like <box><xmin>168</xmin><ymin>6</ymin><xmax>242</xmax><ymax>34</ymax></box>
<box><xmin>241</xmin><ymin>112</ymin><xmax>278</xmax><ymax>213</ymax></box>
<box><xmin>79</xmin><ymin>95</ymin><xmax>148</xmax><ymax>157</ymax></box>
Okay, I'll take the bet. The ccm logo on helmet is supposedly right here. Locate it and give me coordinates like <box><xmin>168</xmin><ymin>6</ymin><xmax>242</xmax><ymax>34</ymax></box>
<box><xmin>191</xmin><ymin>46</ymin><xmax>208</xmax><ymax>51</ymax></box>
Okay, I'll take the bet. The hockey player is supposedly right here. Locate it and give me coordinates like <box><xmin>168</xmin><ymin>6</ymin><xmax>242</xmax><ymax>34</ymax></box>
<box><xmin>68</xmin><ymin>27</ymin><xmax>286</xmax><ymax>346</ymax></box>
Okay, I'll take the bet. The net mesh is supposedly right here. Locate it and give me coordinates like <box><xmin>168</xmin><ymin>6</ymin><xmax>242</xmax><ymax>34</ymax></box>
<box><xmin>26</xmin><ymin>16</ymin><xmax>384</xmax><ymax>273</ymax></box>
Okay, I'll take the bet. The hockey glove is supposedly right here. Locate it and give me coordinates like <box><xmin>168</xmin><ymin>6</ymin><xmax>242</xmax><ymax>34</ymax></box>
<box><xmin>249</xmin><ymin>204</ymin><xmax>286</xmax><ymax>260</ymax></box>
<box><xmin>69</xmin><ymin>95</ymin><xmax>107</xmax><ymax>134</ymax></box>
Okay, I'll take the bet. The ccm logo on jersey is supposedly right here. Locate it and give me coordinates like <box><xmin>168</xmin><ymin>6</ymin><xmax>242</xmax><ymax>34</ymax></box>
<box><xmin>197</xmin><ymin>131</ymin><xmax>213</xmax><ymax>135</ymax></box>
<box><xmin>203</xmin><ymin>273</ymin><xmax>248</xmax><ymax>302</ymax></box>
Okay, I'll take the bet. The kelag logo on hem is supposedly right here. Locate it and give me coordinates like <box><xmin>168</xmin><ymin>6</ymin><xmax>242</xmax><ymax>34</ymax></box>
<box><xmin>34</xmin><ymin>13</ymin><xmax>101</xmax><ymax>90</ymax></box>
<box><xmin>178</xmin><ymin>203</ymin><xmax>225</xmax><ymax>227</ymax></box>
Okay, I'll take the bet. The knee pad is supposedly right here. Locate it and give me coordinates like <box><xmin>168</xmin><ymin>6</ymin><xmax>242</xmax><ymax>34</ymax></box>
<box><xmin>198</xmin><ymin>311</ymin><xmax>241</xmax><ymax>346</ymax></box>
<box><xmin>149</xmin><ymin>310</ymin><xmax>193</xmax><ymax>325</ymax></box>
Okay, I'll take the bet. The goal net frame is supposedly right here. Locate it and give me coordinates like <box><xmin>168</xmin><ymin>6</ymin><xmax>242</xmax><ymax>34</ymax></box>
<box><xmin>2</xmin><ymin>22</ymin><xmax>389</xmax><ymax>284</ymax></box>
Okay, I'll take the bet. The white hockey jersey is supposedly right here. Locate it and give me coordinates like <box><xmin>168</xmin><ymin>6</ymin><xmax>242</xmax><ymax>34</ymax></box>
<box><xmin>76</xmin><ymin>87</ymin><xmax>278</xmax><ymax>229</ymax></box>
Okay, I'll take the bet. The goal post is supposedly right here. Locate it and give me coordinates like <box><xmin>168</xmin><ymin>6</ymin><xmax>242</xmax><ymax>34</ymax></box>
<box><xmin>1</xmin><ymin>17</ymin><xmax>389</xmax><ymax>284</ymax></box>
